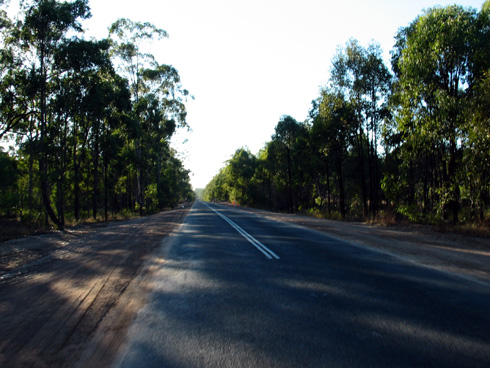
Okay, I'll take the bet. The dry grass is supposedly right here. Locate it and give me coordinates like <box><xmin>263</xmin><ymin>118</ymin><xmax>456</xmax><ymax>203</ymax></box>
<box><xmin>370</xmin><ymin>211</ymin><xmax>490</xmax><ymax>238</ymax></box>
<box><xmin>433</xmin><ymin>222</ymin><xmax>490</xmax><ymax>238</ymax></box>
<box><xmin>0</xmin><ymin>217</ymin><xmax>50</xmax><ymax>242</ymax></box>
<box><xmin>0</xmin><ymin>212</ymin><xmax>142</xmax><ymax>243</ymax></box>
<box><xmin>361</xmin><ymin>209</ymin><xmax>399</xmax><ymax>227</ymax></box>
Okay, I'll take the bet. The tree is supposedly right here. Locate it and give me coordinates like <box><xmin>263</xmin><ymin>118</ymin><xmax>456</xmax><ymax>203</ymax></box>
<box><xmin>391</xmin><ymin>5</ymin><xmax>483</xmax><ymax>223</ymax></box>
<box><xmin>204</xmin><ymin>169</ymin><xmax>229</xmax><ymax>203</ymax></box>
<box><xmin>362</xmin><ymin>44</ymin><xmax>391</xmax><ymax>214</ymax></box>
<box><xmin>109</xmin><ymin>18</ymin><xmax>169</xmax><ymax>215</ymax></box>
<box><xmin>0</xmin><ymin>2</ymin><xmax>193</xmax><ymax>227</ymax></box>
<box><xmin>226</xmin><ymin>148</ymin><xmax>256</xmax><ymax>204</ymax></box>
<box><xmin>330</xmin><ymin>39</ymin><xmax>391</xmax><ymax>218</ymax></box>
<box><xmin>463</xmin><ymin>2</ymin><xmax>490</xmax><ymax>222</ymax></box>
<box><xmin>0</xmin><ymin>10</ymin><xmax>35</xmax><ymax>141</ymax></box>
<box><xmin>139</xmin><ymin>63</ymin><xmax>190</xmax><ymax>212</ymax></box>
<box><xmin>250</xmin><ymin>147</ymin><xmax>276</xmax><ymax>210</ymax></box>
<box><xmin>310</xmin><ymin>89</ymin><xmax>355</xmax><ymax>219</ymax></box>
<box><xmin>17</xmin><ymin>0</ymin><xmax>91</xmax><ymax>229</ymax></box>
<box><xmin>0</xmin><ymin>149</ymin><xmax>18</xmax><ymax>215</ymax></box>
<box><xmin>269</xmin><ymin>115</ymin><xmax>308</xmax><ymax>212</ymax></box>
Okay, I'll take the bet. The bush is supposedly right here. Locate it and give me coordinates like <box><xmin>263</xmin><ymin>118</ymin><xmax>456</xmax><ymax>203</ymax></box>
<box><xmin>0</xmin><ymin>150</ymin><xmax>19</xmax><ymax>216</ymax></box>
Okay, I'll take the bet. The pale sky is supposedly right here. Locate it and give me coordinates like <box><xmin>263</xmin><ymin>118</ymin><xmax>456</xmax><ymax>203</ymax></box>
<box><xmin>5</xmin><ymin>0</ymin><xmax>487</xmax><ymax>189</ymax></box>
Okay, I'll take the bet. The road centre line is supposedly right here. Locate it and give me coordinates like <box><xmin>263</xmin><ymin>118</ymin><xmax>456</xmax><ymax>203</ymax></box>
<box><xmin>203</xmin><ymin>203</ymin><xmax>280</xmax><ymax>260</ymax></box>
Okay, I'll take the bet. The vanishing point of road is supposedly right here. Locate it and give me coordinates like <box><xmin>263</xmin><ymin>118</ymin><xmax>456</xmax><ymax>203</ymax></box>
<box><xmin>113</xmin><ymin>201</ymin><xmax>490</xmax><ymax>368</ymax></box>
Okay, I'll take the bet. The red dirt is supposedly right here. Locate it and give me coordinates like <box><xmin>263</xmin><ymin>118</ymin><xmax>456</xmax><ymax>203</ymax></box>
<box><xmin>0</xmin><ymin>207</ymin><xmax>190</xmax><ymax>368</ymax></box>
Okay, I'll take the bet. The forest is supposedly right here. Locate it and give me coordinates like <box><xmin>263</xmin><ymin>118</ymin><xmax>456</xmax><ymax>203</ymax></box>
<box><xmin>204</xmin><ymin>2</ymin><xmax>490</xmax><ymax>226</ymax></box>
<box><xmin>0</xmin><ymin>0</ymin><xmax>194</xmax><ymax>231</ymax></box>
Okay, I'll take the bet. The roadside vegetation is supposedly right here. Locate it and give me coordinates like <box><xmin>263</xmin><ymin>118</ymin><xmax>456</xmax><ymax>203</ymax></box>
<box><xmin>204</xmin><ymin>2</ymin><xmax>490</xmax><ymax>229</ymax></box>
<box><xmin>0</xmin><ymin>0</ymin><xmax>194</xmax><ymax>233</ymax></box>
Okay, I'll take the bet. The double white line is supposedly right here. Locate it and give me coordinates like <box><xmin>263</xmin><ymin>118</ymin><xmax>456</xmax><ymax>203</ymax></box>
<box><xmin>204</xmin><ymin>203</ymin><xmax>280</xmax><ymax>260</ymax></box>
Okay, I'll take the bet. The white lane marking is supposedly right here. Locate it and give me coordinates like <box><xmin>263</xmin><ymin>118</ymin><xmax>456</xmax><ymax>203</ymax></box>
<box><xmin>204</xmin><ymin>203</ymin><xmax>280</xmax><ymax>260</ymax></box>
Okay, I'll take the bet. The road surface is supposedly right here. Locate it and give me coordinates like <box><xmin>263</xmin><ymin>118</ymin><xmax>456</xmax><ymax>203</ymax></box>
<box><xmin>113</xmin><ymin>201</ymin><xmax>490</xmax><ymax>367</ymax></box>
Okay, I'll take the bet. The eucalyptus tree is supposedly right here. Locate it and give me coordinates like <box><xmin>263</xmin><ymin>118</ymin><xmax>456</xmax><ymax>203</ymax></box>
<box><xmin>361</xmin><ymin>44</ymin><xmax>391</xmax><ymax>213</ymax></box>
<box><xmin>464</xmin><ymin>72</ymin><xmax>490</xmax><ymax>222</ymax></box>
<box><xmin>0</xmin><ymin>7</ymin><xmax>37</xmax><ymax>216</ymax></box>
<box><xmin>0</xmin><ymin>6</ymin><xmax>33</xmax><ymax>141</ymax></box>
<box><xmin>248</xmin><ymin>146</ymin><xmax>276</xmax><ymax>210</ymax></box>
<box><xmin>14</xmin><ymin>0</ymin><xmax>91</xmax><ymax>228</ymax></box>
<box><xmin>0</xmin><ymin>3</ymin><xmax>33</xmax><ymax>217</ymax></box>
<box><xmin>106</xmin><ymin>19</ymin><xmax>191</xmax><ymax>215</ymax></box>
<box><xmin>136</xmin><ymin>94</ymin><xmax>172</xmax><ymax>210</ymax></box>
<box><xmin>108</xmin><ymin>18</ymin><xmax>168</xmax><ymax>214</ymax></box>
<box><xmin>82</xmin><ymin>70</ymin><xmax>130</xmax><ymax>220</ymax></box>
<box><xmin>310</xmin><ymin>89</ymin><xmax>355</xmax><ymax>219</ymax></box>
<box><xmin>391</xmin><ymin>4</ymin><xmax>485</xmax><ymax>222</ymax></box>
<box><xmin>139</xmin><ymin>63</ymin><xmax>189</xmax><ymax>210</ymax></box>
<box><xmin>0</xmin><ymin>149</ymin><xmax>18</xmax><ymax>215</ymax></box>
<box><xmin>269</xmin><ymin>115</ymin><xmax>308</xmax><ymax>212</ymax></box>
<box><xmin>158</xmin><ymin>150</ymin><xmax>194</xmax><ymax>208</ymax></box>
<box><xmin>226</xmin><ymin>148</ymin><xmax>256</xmax><ymax>205</ymax></box>
<box><xmin>46</xmin><ymin>37</ymin><xmax>115</xmax><ymax>223</ymax></box>
<box><xmin>98</xmin><ymin>75</ymin><xmax>132</xmax><ymax>220</ymax></box>
<box><xmin>330</xmin><ymin>39</ymin><xmax>391</xmax><ymax>217</ymax></box>
<box><xmin>204</xmin><ymin>168</ymin><xmax>229</xmax><ymax>203</ymax></box>
<box><xmin>461</xmin><ymin>1</ymin><xmax>490</xmax><ymax>222</ymax></box>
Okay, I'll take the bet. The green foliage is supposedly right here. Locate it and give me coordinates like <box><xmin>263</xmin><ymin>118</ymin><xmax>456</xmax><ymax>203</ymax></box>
<box><xmin>203</xmin><ymin>3</ymin><xmax>490</xmax><ymax>227</ymax></box>
<box><xmin>194</xmin><ymin>188</ymin><xmax>204</xmax><ymax>200</ymax></box>
<box><xmin>3</xmin><ymin>1</ymin><xmax>490</xmax><ymax>228</ymax></box>
<box><xmin>330</xmin><ymin>39</ymin><xmax>391</xmax><ymax>218</ymax></box>
<box><xmin>0</xmin><ymin>150</ymin><xmax>18</xmax><ymax>215</ymax></box>
<box><xmin>310</xmin><ymin>89</ymin><xmax>355</xmax><ymax>219</ymax></box>
<box><xmin>203</xmin><ymin>168</ymin><xmax>229</xmax><ymax>202</ymax></box>
<box><xmin>108</xmin><ymin>17</ymin><xmax>190</xmax><ymax>216</ymax></box>
<box><xmin>0</xmin><ymin>0</ymin><xmax>192</xmax><ymax>228</ymax></box>
<box><xmin>389</xmin><ymin>4</ymin><xmax>487</xmax><ymax>223</ymax></box>
<box><xmin>226</xmin><ymin>148</ymin><xmax>256</xmax><ymax>204</ymax></box>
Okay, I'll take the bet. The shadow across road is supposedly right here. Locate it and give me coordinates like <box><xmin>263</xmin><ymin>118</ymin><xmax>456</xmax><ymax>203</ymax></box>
<box><xmin>0</xmin><ymin>208</ymin><xmax>189</xmax><ymax>368</ymax></box>
<box><xmin>114</xmin><ymin>201</ymin><xmax>490</xmax><ymax>368</ymax></box>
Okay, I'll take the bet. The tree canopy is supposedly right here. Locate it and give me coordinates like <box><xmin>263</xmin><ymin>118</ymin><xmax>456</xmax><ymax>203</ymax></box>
<box><xmin>205</xmin><ymin>2</ymin><xmax>490</xmax><ymax>226</ymax></box>
<box><xmin>0</xmin><ymin>0</ymin><xmax>194</xmax><ymax>228</ymax></box>
<box><xmin>2</xmin><ymin>1</ymin><xmax>490</xmax><ymax>228</ymax></box>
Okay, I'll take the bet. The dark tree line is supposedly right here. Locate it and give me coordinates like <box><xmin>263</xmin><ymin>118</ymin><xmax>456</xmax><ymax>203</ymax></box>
<box><xmin>0</xmin><ymin>0</ymin><xmax>194</xmax><ymax>228</ymax></box>
<box><xmin>204</xmin><ymin>2</ymin><xmax>490</xmax><ymax>225</ymax></box>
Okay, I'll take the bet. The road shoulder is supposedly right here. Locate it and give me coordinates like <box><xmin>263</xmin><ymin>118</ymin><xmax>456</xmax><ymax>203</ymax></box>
<box><xmin>0</xmin><ymin>206</ymin><xmax>191</xmax><ymax>368</ymax></box>
<box><xmin>227</xmin><ymin>205</ymin><xmax>490</xmax><ymax>285</ymax></box>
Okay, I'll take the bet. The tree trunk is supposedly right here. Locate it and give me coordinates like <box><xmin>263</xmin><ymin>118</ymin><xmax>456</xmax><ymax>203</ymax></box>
<box><xmin>74</xmin><ymin>159</ymin><xmax>80</xmax><ymax>221</ymax></box>
<box><xmin>337</xmin><ymin>152</ymin><xmax>346</xmax><ymax>220</ymax></box>
<box><xmin>104</xmin><ymin>155</ymin><xmax>109</xmax><ymax>222</ymax></box>
<box><xmin>137</xmin><ymin>136</ymin><xmax>144</xmax><ymax>216</ymax></box>
<box><xmin>356</xmin><ymin>126</ymin><xmax>368</xmax><ymax>218</ymax></box>
<box><xmin>157</xmin><ymin>153</ymin><xmax>162</xmax><ymax>210</ymax></box>
<box><xmin>448</xmin><ymin>137</ymin><xmax>459</xmax><ymax>223</ymax></box>
<box><xmin>325</xmin><ymin>159</ymin><xmax>331</xmax><ymax>214</ymax></box>
<box><xmin>286</xmin><ymin>147</ymin><xmax>293</xmax><ymax>212</ymax></box>
<box><xmin>92</xmin><ymin>125</ymin><xmax>100</xmax><ymax>220</ymax></box>
<box><xmin>28</xmin><ymin>150</ymin><xmax>34</xmax><ymax>219</ymax></box>
<box><xmin>39</xmin><ymin>42</ymin><xmax>63</xmax><ymax>230</ymax></box>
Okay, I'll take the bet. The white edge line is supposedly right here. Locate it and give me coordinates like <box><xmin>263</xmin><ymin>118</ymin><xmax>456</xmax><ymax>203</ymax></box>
<box><xmin>209</xmin><ymin>205</ymin><xmax>279</xmax><ymax>260</ymax></box>
<box><xmin>221</xmin><ymin>213</ymin><xmax>276</xmax><ymax>260</ymax></box>
<box><xmin>204</xmin><ymin>202</ymin><xmax>280</xmax><ymax>260</ymax></box>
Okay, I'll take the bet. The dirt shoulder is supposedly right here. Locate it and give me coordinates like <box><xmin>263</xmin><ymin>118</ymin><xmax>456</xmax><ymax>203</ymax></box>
<box><xmin>0</xmin><ymin>206</ymin><xmax>190</xmax><ymax>368</ymax></box>
<box><xmin>234</xmin><ymin>205</ymin><xmax>490</xmax><ymax>285</ymax></box>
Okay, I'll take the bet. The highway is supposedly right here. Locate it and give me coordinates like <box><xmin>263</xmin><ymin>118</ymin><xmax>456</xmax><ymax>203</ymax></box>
<box><xmin>113</xmin><ymin>201</ymin><xmax>490</xmax><ymax>367</ymax></box>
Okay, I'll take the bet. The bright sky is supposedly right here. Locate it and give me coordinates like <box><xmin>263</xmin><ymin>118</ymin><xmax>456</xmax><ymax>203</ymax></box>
<box><xmin>5</xmin><ymin>0</ymin><xmax>487</xmax><ymax>189</ymax></box>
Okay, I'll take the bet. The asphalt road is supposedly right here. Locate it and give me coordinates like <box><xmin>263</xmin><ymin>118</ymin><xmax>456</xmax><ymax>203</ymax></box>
<box><xmin>113</xmin><ymin>201</ymin><xmax>490</xmax><ymax>368</ymax></box>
